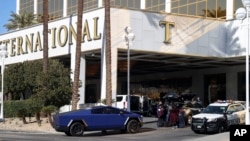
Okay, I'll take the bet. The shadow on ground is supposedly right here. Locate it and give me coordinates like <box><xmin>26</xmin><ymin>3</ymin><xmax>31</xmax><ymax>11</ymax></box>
<box><xmin>62</xmin><ymin>127</ymin><xmax>156</xmax><ymax>137</ymax></box>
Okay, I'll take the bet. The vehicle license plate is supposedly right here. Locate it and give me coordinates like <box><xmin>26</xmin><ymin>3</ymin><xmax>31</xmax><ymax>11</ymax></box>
<box><xmin>197</xmin><ymin>125</ymin><xmax>202</xmax><ymax>128</ymax></box>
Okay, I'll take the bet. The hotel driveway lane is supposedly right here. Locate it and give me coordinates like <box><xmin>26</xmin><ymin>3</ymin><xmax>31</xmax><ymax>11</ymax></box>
<box><xmin>0</xmin><ymin>117</ymin><xmax>229</xmax><ymax>141</ymax></box>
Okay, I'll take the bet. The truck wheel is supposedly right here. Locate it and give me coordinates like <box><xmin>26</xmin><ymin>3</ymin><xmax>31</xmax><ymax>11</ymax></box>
<box><xmin>127</xmin><ymin>120</ymin><xmax>140</xmax><ymax>133</ymax></box>
<box><xmin>70</xmin><ymin>122</ymin><xmax>84</xmax><ymax>136</ymax></box>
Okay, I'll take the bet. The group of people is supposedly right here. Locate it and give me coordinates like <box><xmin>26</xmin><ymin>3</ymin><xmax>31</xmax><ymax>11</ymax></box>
<box><xmin>156</xmin><ymin>101</ymin><xmax>185</xmax><ymax>128</ymax></box>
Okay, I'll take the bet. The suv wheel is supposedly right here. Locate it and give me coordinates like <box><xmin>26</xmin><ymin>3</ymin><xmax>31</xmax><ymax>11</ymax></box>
<box><xmin>218</xmin><ymin>124</ymin><xmax>225</xmax><ymax>133</ymax></box>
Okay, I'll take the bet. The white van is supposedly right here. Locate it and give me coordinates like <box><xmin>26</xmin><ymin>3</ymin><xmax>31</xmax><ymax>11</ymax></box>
<box><xmin>116</xmin><ymin>95</ymin><xmax>141</xmax><ymax>114</ymax></box>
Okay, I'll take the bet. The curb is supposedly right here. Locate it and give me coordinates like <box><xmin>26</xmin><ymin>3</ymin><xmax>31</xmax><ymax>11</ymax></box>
<box><xmin>143</xmin><ymin>117</ymin><xmax>158</xmax><ymax>124</ymax></box>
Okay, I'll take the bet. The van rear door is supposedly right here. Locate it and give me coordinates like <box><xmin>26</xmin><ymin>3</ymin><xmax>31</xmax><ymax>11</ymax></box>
<box><xmin>130</xmin><ymin>96</ymin><xmax>141</xmax><ymax>114</ymax></box>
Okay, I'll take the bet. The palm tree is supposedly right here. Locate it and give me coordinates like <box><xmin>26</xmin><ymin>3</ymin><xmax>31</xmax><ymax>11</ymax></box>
<box><xmin>33</xmin><ymin>0</ymin><xmax>49</xmax><ymax>125</ymax></box>
<box><xmin>4</xmin><ymin>11</ymin><xmax>37</xmax><ymax>31</ymax></box>
<box><xmin>105</xmin><ymin>0</ymin><xmax>112</xmax><ymax>106</ymax></box>
<box><xmin>72</xmin><ymin>0</ymin><xmax>83</xmax><ymax>110</ymax></box>
<box><xmin>43</xmin><ymin>0</ymin><xmax>49</xmax><ymax>72</ymax></box>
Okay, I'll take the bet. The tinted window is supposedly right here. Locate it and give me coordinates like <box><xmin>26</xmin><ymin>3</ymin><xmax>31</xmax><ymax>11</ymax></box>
<box><xmin>91</xmin><ymin>107</ymin><xmax>122</xmax><ymax>114</ymax></box>
<box><xmin>91</xmin><ymin>108</ymin><xmax>105</xmax><ymax>114</ymax></box>
<box><xmin>103</xmin><ymin>107</ymin><xmax>121</xmax><ymax>114</ymax></box>
<box><xmin>116</xmin><ymin>96</ymin><xmax>123</xmax><ymax>102</ymax></box>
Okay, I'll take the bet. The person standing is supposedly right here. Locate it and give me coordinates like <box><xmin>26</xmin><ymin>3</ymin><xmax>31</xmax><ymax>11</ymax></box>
<box><xmin>178</xmin><ymin>108</ymin><xmax>185</xmax><ymax>128</ymax></box>
<box><xmin>156</xmin><ymin>101</ymin><xmax>165</xmax><ymax>127</ymax></box>
<box><xmin>168</xmin><ymin>103</ymin><xmax>179</xmax><ymax>129</ymax></box>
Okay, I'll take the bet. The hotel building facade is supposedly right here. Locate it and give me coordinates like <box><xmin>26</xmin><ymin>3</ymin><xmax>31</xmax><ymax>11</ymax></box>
<box><xmin>0</xmin><ymin>0</ymin><xmax>248</xmax><ymax>106</ymax></box>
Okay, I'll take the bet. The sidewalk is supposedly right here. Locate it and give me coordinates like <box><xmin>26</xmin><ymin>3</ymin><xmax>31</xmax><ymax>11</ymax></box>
<box><xmin>0</xmin><ymin>117</ymin><xmax>56</xmax><ymax>133</ymax></box>
<box><xmin>143</xmin><ymin>117</ymin><xmax>158</xmax><ymax>123</ymax></box>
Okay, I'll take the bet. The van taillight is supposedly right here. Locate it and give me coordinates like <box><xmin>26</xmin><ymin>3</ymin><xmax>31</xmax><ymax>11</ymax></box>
<box><xmin>123</xmin><ymin>101</ymin><xmax>126</xmax><ymax>109</ymax></box>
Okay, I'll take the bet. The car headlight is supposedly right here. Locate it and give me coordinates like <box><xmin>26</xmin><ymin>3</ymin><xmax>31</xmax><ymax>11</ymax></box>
<box><xmin>207</xmin><ymin>118</ymin><xmax>217</xmax><ymax>122</ymax></box>
<box><xmin>139</xmin><ymin>115</ymin><xmax>143</xmax><ymax>120</ymax></box>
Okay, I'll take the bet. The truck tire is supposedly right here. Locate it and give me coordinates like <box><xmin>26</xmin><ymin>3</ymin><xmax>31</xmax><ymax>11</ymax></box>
<box><xmin>127</xmin><ymin>119</ymin><xmax>140</xmax><ymax>133</ymax></box>
<box><xmin>70</xmin><ymin>122</ymin><xmax>84</xmax><ymax>136</ymax></box>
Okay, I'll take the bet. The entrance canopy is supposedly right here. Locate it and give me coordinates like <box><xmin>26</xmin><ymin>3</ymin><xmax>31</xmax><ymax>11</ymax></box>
<box><xmin>84</xmin><ymin>50</ymin><xmax>245</xmax><ymax>78</ymax></box>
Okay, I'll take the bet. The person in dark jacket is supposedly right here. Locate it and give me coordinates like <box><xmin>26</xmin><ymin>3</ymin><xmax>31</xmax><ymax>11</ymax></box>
<box><xmin>178</xmin><ymin>108</ymin><xmax>185</xmax><ymax>128</ymax></box>
<box><xmin>156</xmin><ymin>101</ymin><xmax>165</xmax><ymax>127</ymax></box>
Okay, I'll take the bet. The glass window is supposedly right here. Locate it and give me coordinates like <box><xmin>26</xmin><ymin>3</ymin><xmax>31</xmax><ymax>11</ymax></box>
<box><xmin>145</xmin><ymin>0</ymin><xmax>165</xmax><ymax>12</ymax></box>
<box><xmin>207</xmin><ymin>0</ymin><xmax>216</xmax><ymax>17</ymax></box>
<box><xmin>116</xmin><ymin>96</ymin><xmax>123</xmax><ymax>102</ymax></box>
<box><xmin>20</xmin><ymin>0</ymin><xmax>239</xmax><ymax>21</ymax></box>
<box><xmin>91</xmin><ymin>107</ymin><xmax>121</xmax><ymax>114</ymax></box>
<box><xmin>227</xmin><ymin>105</ymin><xmax>236</xmax><ymax>113</ymax></box>
<box><xmin>171</xmin><ymin>0</ymin><xmax>227</xmax><ymax>20</ymax></box>
<box><xmin>19</xmin><ymin>0</ymin><xmax>34</xmax><ymax>13</ymax></box>
<box><xmin>91</xmin><ymin>107</ymin><xmax>104</xmax><ymax>114</ymax></box>
<box><xmin>206</xmin><ymin>0</ymin><xmax>226</xmax><ymax>19</ymax></box>
<box><xmin>234</xmin><ymin>104</ymin><xmax>244</xmax><ymax>111</ymax></box>
<box><xmin>188</xmin><ymin>0</ymin><xmax>197</xmax><ymax>15</ymax></box>
<box><xmin>84</xmin><ymin>0</ymin><xmax>99</xmax><ymax>12</ymax></box>
<box><xmin>67</xmin><ymin>0</ymin><xmax>77</xmax><ymax>15</ymax></box>
<box><xmin>197</xmin><ymin>0</ymin><xmax>206</xmax><ymax>16</ymax></box>
<box><xmin>103</xmin><ymin>107</ymin><xmax>120</xmax><ymax>114</ymax></box>
<box><xmin>179</xmin><ymin>0</ymin><xmax>188</xmax><ymax>15</ymax></box>
<box><xmin>37</xmin><ymin>0</ymin><xmax>63</xmax><ymax>22</ymax></box>
<box><xmin>67</xmin><ymin>0</ymin><xmax>99</xmax><ymax>16</ymax></box>
<box><xmin>110</xmin><ymin>0</ymin><xmax>141</xmax><ymax>9</ymax></box>
<box><xmin>202</xmin><ymin>105</ymin><xmax>226</xmax><ymax>114</ymax></box>
<box><xmin>171</xmin><ymin>0</ymin><xmax>179</xmax><ymax>13</ymax></box>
